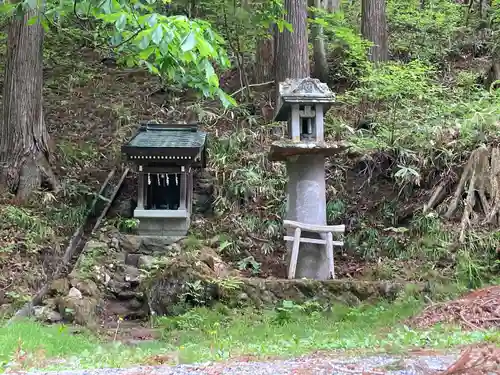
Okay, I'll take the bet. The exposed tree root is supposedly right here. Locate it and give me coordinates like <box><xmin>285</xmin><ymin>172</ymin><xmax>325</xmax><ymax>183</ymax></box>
<box><xmin>0</xmin><ymin>151</ymin><xmax>60</xmax><ymax>201</ymax></box>
<box><xmin>425</xmin><ymin>145</ymin><xmax>500</xmax><ymax>241</ymax></box>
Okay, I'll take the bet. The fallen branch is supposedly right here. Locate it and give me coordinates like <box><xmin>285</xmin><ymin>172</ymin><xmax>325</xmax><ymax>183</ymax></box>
<box><xmin>7</xmin><ymin>168</ymin><xmax>119</xmax><ymax>324</ymax></box>
<box><xmin>423</xmin><ymin>179</ymin><xmax>448</xmax><ymax>213</ymax></box>
<box><xmin>231</xmin><ymin>80</ymin><xmax>275</xmax><ymax>97</ymax></box>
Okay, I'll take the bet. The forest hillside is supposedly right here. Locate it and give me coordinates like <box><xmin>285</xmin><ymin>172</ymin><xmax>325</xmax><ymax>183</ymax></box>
<box><xmin>0</xmin><ymin>0</ymin><xmax>498</xmax><ymax>348</ymax></box>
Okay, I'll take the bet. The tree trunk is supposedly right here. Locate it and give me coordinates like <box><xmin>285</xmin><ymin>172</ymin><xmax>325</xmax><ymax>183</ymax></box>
<box><xmin>275</xmin><ymin>0</ymin><xmax>310</xmax><ymax>84</ymax></box>
<box><xmin>311</xmin><ymin>0</ymin><xmax>330</xmax><ymax>83</ymax></box>
<box><xmin>361</xmin><ymin>0</ymin><xmax>388</xmax><ymax>63</ymax></box>
<box><xmin>326</xmin><ymin>0</ymin><xmax>340</xmax><ymax>12</ymax></box>
<box><xmin>254</xmin><ymin>29</ymin><xmax>275</xmax><ymax>84</ymax></box>
<box><xmin>0</xmin><ymin>7</ymin><xmax>58</xmax><ymax>201</ymax></box>
<box><xmin>485</xmin><ymin>58</ymin><xmax>500</xmax><ymax>90</ymax></box>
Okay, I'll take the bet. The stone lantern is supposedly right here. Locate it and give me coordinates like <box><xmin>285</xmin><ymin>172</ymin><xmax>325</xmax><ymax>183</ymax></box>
<box><xmin>271</xmin><ymin>78</ymin><xmax>344</xmax><ymax>280</ymax></box>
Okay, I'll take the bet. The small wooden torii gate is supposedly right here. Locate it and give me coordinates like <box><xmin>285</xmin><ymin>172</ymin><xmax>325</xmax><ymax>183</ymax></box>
<box><xmin>283</xmin><ymin>220</ymin><xmax>345</xmax><ymax>279</ymax></box>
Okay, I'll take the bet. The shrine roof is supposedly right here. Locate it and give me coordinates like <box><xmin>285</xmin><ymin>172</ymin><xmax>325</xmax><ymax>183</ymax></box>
<box><xmin>274</xmin><ymin>78</ymin><xmax>336</xmax><ymax>121</ymax></box>
<box><xmin>122</xmin><ymin>123</ymin><xmax>207</xmax><ymax>162</ymax></box>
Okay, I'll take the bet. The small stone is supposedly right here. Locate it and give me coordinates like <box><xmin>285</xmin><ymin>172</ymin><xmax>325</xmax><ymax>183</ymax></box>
<box><xmin>125</xmin><ymin>253</ymin><xmax>141</xmax><ymax>267</ymax></box>
<box><xmin>119</xmin><ymin>235</ymin><xmax>142</xmax><ymax>253</ymax></box>
<box><xmin>110</xmin><ymin>237</ymin><xmax>120</xmax><ymax>250</ymax></box>
<box><xmin>75</xmin><ymin>279</ymin><xmax>99</xmax><ymax>297</ymax></box>
<box><xmin>34</xmin><ymin>306</ymin><xmax>62</xmax><ymax>323</ymax></box>
<box><xmin>123</xmin><ymin>265</ymin><xmax>141</xmax><ymax>284</ymax></box>
<box><xmin>170</xmin><ymin>243</ymin><xmax>182</xmax><ymax>253</ymax></box>
<box><xmin>68</xmin><ymin>287</ymin><xmax>83</xmax><ymax>299</ymax></box>
<box><xmin>238</xmin><ymin>293</ymin><xmax>249</xmax><ymax>302</ymax></box>
<box><xmin>107</xmin><ymin>279</ymin><xmax>139</xmax><ymax>300</ymax></box>
<box><xmin>82</xmin><ymin>240</ymin><xmax>107</xmax><ymax>255</ymax></box>
<box><xmin>137</xmin><ymin>255</ymin><xmax>155</xmax><ymax>270</ymax></box>
<box><xmin>50</xmin><ymin>278</ymin><xmax>70</xmax><ymax>296</ymax></box>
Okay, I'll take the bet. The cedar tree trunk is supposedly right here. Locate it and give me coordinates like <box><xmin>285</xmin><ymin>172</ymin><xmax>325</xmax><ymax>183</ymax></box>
<box><xmin>254</xmin><ymin>30</ymin><xmax>275</xmax><ymax>84</ymax></box>
<box><xmin>311</xmin><ymin>0</ymin><xmax>329</xmax><ymax>83</ymax></box>
<box><xmin>0</xmin><ymin>8</ymin><xmax>58</xmax><ymax>201</ymax></box>
<box><xmin>275</xmin><ymin>0</ymin><xmax>310</xmax><ymax>85</ymax></box>
<box><xmin>361</xmin><ymin>0</ymin><xmax>389</xmax><ymax>63</ymax></box>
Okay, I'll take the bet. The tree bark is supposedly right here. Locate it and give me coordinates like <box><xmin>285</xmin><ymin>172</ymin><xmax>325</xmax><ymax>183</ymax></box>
<box><xmin>326</xmin><ymin>0</ymin><xmax>340</xmax><ymax>12</ymax></box>
<box><xmin>254</xmin><ymin>29</ymin><xmax>275</xmax><ymax>84</ymax></box>
<box><xmin>275</xmin><ymin>0</ymin><xmax>310</xmax><ymax>84</ymax></box>
<box><xmin>311</xmin><ymin>0</ymin><xmax>330</xmax><ymax>83</ymax></box>
<box><xmin>361</xmin><ymin>0</ymin><xmax>389</xmax><ymax>63</ymax></box>
<box><xmin>0</xmin><ymin>7</ymin><xmax>58</xmax><ymax>201</ymax></box>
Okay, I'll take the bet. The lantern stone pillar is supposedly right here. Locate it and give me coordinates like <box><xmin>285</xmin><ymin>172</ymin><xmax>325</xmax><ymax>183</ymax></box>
<box><xmin>271</xmin><ymin>78</ymin><xmax>343</xmax><ymax>280</ymax></box>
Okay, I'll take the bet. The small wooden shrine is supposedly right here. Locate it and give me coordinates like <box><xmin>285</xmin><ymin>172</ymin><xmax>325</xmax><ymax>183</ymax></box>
<box><xmin>122</xmin><ymin>123</ymin><xmax>207</xmax><ymax>237</ymax></box>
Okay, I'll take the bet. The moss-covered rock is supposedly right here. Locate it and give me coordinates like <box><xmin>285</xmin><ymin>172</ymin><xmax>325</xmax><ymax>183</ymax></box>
<box><xmin>143</xmin><ymin>248</ymin><xmax>423</xmax><ymax>316</ymax></box>
<box><xmin>49</xmin><ymin>278</ymin><xmax>70</xmax><ymax>296</ymax></box>
<box><xmin>56</xmin><ymin>295</ymin><xmax>100</xmax><ymax>327</ymax></box>
<box><xmin>223</xmin><ymin>278</ymin><xmax>417</xmax><ymax>308</ymax></box>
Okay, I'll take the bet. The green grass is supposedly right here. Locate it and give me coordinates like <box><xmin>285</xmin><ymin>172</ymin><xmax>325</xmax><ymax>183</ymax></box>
<box><xmin>0</xmin><ymin>321</ymin><xmax>166</xmax><ymax>372</ymax></box>
<box><xmin>1</xmin><ymin>299</ymin><xmax>499</xmax><ymax>372</ymax></box>
<box><xmin>158</xmin><ymin>299</ymin><xmax>499</xmax><ymax>362</ymax></box>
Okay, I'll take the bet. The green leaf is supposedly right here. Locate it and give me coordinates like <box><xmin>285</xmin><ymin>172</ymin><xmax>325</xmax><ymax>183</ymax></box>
<box><xmin>284</xmin><ymin>21</ymin><xmax>293</xmax><ymax>32</ymax></box>
<box><xmin>138</xmin><ymin>34</ymin><xmax>151</xmax><ymax>50</ymax></box>
<box><xmin>97</xmin><ymin>12</ymin><xmax>121</xmax><ymax>22</ymax></box>
<box><xmin>181</xmin><ymin>31</ymin><xmax>197</xmax><ymax>52</ymax></box>
<box><xmin>138</xmin><ymin>46</ymin><xmax>155</xmax><ymax>60</ymax></box>
<box><xmin>217</xmin><ymin>89</ymin><xmax>237</xmax><ymax>108</ymax></box>
<box><xmin>115</xmin><ymin>14</ymin><xmax>127</xmax><ymax>31</ymax></box>
<box><xmin>40</xmin><ymin>17</ymin><xmax>49</xmax><ymax>32</ymax></box>
<box><xmin>203</xmin><ymin>59</ymin><xmax>218</xmax><ymax>87</ymax></box>
<box><xmin>101</xmin><ymin>0</ymin><xmax>113</xmax><ymax>14</ymax></box>
<box><xmin>27</xmin><ymin>15</ymin><xmax>38</xmax><ymax>25</ymax></box>
<box><xmin>151</xmin><ymin>25</ymin><xmax>163</xmax><ymax>45</ymax></box>
<box><xmin>125</xmin><ymin>56</ymin><xmax>136</xmax><ymax>68</ymax></box>
<box><xmin>144</xmin><ymin>61</ymin><xmax>159</xmax><ymax>74</ymax></box>
<box><xmin>147</xmin><ymin>13</ymin><xmax>157</xmax><ymax>27</ymax></box>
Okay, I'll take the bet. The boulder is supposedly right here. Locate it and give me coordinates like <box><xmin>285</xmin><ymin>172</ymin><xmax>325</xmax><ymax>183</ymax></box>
<box><xmin>82</xmin><ymin>240</ymin><xmax>108</xmax><ymax>255</ymax></box>
<box><xmin>144</xmin><ymin>249</ymin><xmax>237</xmax><ymax>316</ymax></box>
<box><xmin>107</xmin><ymin>279</ymin><xmax>132</xmax><ymax>298</ymax></box>
<box><xmin>137</xmin><ymin>255</ymin><xmax>155</xmax><ymax>270</ymax></box>
<box><xmin>118</xmin><ymin>235</ymin><xmax>142</xmax><ymax>253</ymax></box>
<box><xmin>105</xmin><ymin>299</ymin><xmax>148</xmax><ymax>319</ymax></box>
<box><xmin>68</xmin><ymin>287</ymin><xmax>83</xmax><ymax>299</ymax></box>
<box><xmin>141</xmin><ymin>236</ymin><xmax>183</xmax><ymax>254</ymax></box>
<box><xmin>49</xmin><ymin>278</ymin><xmax>70</xmax><ymax>296</ymax></box>
<box><xmin>123</xmin><ymin>265</ymin><xmax>141</xmax><ymax>285</ymax></box>
<box><xmin>57</xmin><ymin>296</ymin><xmax>99</xmax><ymax>326</ymax></box>
<box><xmin>125</xmin><ymin>253</ymin><xmax>141</xmax><ymax>267</ymax></box>
<box><xmin>73</xmin><ymin>279</ymin><xmax>99</xmax><ymax>297</ymax></box>
<box><xmin>33</xmin><ymin>306</ymin><xmax>62</xmax><ymax>323</ymax></box>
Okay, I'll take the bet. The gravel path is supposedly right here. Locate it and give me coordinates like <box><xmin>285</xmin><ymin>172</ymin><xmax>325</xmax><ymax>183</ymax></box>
<box><xmin>28</xmin><ymin>353</ymin><xmax>459</xmax><ymax>375</ymax></box>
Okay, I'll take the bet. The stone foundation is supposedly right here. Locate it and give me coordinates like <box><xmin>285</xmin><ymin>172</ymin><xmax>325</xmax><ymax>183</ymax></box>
<box><xmin>137</xmin><ymin>216</ymin><xmax>190</xmax><ymax>237</ymax></box>
<box><xmin>229</xmin><ymin>278</ymin><xmax>420</xmax><ymax>308</ymax></box>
